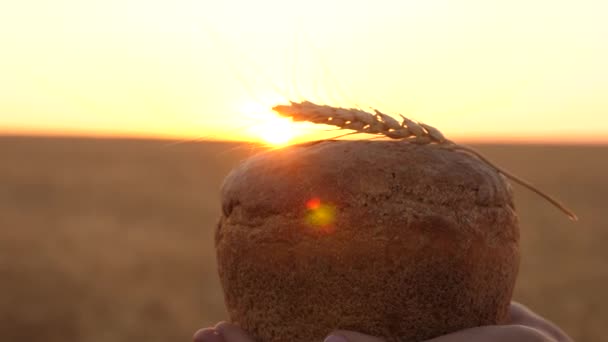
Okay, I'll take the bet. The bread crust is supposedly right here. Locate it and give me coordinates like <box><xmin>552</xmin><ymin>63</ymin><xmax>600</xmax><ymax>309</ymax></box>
<box><xmin>216</xmin><ymin>140</ymin><xmax>520</xmax><ymax>342</ymax></box>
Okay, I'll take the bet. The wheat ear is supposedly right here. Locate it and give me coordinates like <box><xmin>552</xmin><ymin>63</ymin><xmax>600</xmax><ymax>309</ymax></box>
<box><xmin>273</xmin><ymin>101</ymin><xmax>578</xmax><ymax>221</ymax></box>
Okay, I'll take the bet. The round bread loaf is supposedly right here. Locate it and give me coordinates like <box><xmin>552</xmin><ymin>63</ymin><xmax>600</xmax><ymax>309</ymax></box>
<box><xmin>216</xmin><ymin>140</ymin><xmax>519</xmax><ymax>342</ymax></box>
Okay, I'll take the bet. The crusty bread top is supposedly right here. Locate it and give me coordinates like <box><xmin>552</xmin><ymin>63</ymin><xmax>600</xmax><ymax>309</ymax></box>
<box><xmin>220</xmin><ymin>140</ymin><xmax>515</xmax><ymax>238</ymax></box>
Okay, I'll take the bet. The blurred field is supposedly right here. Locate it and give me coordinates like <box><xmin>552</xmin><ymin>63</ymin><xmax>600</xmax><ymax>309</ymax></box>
<box><xmin>0</xmin><ymin>136</ymin><xmax>606</xmax><ymax>342</ymax></box>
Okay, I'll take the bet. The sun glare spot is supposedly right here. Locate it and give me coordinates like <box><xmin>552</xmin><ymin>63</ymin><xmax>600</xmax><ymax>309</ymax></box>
<box><xmin>305</xmin><ymin>198</ymin><xmax>336</xmax><ymax>231</ymax></box>
<box><xmin>251</xmin><ymin>116</ymin><xmax>296</xmax><ymax>146</ymax></box>
<box><xmin>240</xmin><ymin>100</ymin><xmax>300</xmax><ymax>146</ymax></box>
<box><xmin>306</xmin><ymin>197</ymin><xmax>321</xmax><ymax>210</ymax></box>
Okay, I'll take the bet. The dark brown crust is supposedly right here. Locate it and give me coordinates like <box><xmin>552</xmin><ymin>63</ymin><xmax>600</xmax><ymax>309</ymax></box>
<box><xmin>216</xmin><ymin>140</ymin><xmax>520</xmax><ymax>342</ymax></box>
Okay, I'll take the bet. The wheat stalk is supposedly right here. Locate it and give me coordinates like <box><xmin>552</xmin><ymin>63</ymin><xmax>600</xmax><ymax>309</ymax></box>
<box><xmin>273</xmin><ymin>101</ymin><xmax>578</xmax><ymax>221</ymax></box>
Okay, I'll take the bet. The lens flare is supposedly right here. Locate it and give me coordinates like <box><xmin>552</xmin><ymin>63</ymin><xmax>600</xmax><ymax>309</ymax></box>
<box><xmin>306</xmin><ymin>197</ymin><xmax>321</xmax><ymax>210</ymax></box>
<box><xmin>305</xmin><ymin>197</ymin><xmax>336</xmax><ymax>231</ymax></box>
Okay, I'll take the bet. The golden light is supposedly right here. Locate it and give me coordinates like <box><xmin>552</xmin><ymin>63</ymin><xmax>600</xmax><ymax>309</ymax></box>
<box><xmin>305</xmin><ymin>197</ymin><xmax>336</xmax><ymax>232</ymax></box>
<box><xmin>239</xmin><ymin>100</ymin><xmax>302</xmax><ymax>146</ymax></box>
<box><xmin>250</xmin><ymin>116</ymin><xmax>297</xmax><ymax>146</ymax></box>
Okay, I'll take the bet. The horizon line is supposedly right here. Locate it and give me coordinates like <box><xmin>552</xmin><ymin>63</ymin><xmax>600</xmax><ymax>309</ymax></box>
<box><xmin>1</xmin><ymin>130</ymin><xmax>608</xmax><ymax>146</ymax></box>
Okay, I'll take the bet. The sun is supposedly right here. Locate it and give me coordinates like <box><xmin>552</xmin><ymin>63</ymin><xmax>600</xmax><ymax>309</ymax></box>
<box><xmin>251</xmin><ymin>116</ymin><xmax>296</xmax><ymax>146</ymax></box>
<box><xmin>240</xmin><ymin>100</ymin><xmax>301</xmax><ymax>146</ymax></box>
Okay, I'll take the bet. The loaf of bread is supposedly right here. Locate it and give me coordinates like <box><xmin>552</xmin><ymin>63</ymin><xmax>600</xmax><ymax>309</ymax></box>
<box><xmin>216</xmin><ymin>140</ymin><xmax>519</xmax><ymax>342</ymax></box>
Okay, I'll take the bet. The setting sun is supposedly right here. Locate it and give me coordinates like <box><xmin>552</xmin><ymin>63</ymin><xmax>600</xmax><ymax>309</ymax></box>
<box><xmin>239</xmin><ymin>100</ymin><xmax>303</xmax><ymax>145</ymax></box>
<box><xmin>248</xmin><ymin>116</ymin><xmax>297</xmax><ymax>146</ymax></box>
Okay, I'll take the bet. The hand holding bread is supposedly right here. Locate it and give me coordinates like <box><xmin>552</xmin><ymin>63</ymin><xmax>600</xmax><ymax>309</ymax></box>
<box><xmin>193</xmin><ymin>302</ymin><xmax>572</xmax><ymax>342</ymax></box>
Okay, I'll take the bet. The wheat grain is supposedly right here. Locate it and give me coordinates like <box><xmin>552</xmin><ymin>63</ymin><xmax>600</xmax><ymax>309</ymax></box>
<box><xmin>273</xmin><ymin>101</ymin><xmax>578</xmax><ymax>221</ymax></box>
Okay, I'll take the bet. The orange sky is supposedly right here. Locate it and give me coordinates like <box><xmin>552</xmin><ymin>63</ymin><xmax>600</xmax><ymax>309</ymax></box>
<box><xmin>1</xmin><ymin>0</ymin><xmax>607</xmax><ymax>144</ymax></box>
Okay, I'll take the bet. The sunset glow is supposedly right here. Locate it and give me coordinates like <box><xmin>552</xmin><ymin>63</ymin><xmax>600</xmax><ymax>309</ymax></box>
<box><xmin>1</xmin><ymin>1</ymin><xmax>607</xmax><ymax>143</ymax></box>
<box><xmin>238</xmin><ymin>101</ymin><xmax>302</xmax><ymax>145</ymax></box>
<box><xmin>249</xmin><ymin>116</ymin><xmax>297</xmax><ymax>146</ymax></box>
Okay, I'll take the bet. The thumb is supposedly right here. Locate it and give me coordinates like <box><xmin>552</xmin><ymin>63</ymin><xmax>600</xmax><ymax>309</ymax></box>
<box><xmin>215</xmin><ymin>322</ymin><xmax>256</xmax><ymax>342</ymax></box>
<box><xmin>327</xmin><ymin>325</ymin><xmax>554</xmax><ymax>342</ymax></box>
<box><xmin>423</xmin><ymin>325</ymin><xmax>554</xmax><ymax>342</ymax></box>
<box><xmin>324</xmin><ymin>330</ymin><xmax>385</xmax><ymax>342</ymax></box>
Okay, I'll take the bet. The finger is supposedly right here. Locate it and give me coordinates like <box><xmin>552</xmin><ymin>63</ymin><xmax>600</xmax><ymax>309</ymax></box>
<box><xmin>424</xmin><ymin>324</ymin><xmax>555</xmax><ymax>342</ymax></box>
<box><xmin>193</xmin><ymin>327</ymin><xmax>224</xmax><ymax>342</ymax></box>
<box><xmin>509</xmin><ymin>302</ymin><xmax>573</xmax><ymax>342</ymax></box>
<box><xmin>325</xmin><ymin>330</ymin><xmax>385</xmax><ymax>342</ymax></box>
<box><xmin>215</xmin><ymin>321</ymin><xmax>256</xmax><ymax>342</ymax></box>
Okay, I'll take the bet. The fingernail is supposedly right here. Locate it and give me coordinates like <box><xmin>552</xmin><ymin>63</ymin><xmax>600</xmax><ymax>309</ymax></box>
<box><xmin>324</xmin><ymin>334</ymin><xmax>349</xmax><ymax>342</ymax></box>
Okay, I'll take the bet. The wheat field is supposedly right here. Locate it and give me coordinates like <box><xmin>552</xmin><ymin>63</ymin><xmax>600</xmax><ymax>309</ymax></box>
<box><xmin>0</xmin><ymin>136</ymin><xmax>606</xmax><ymax>342</ymax></box>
